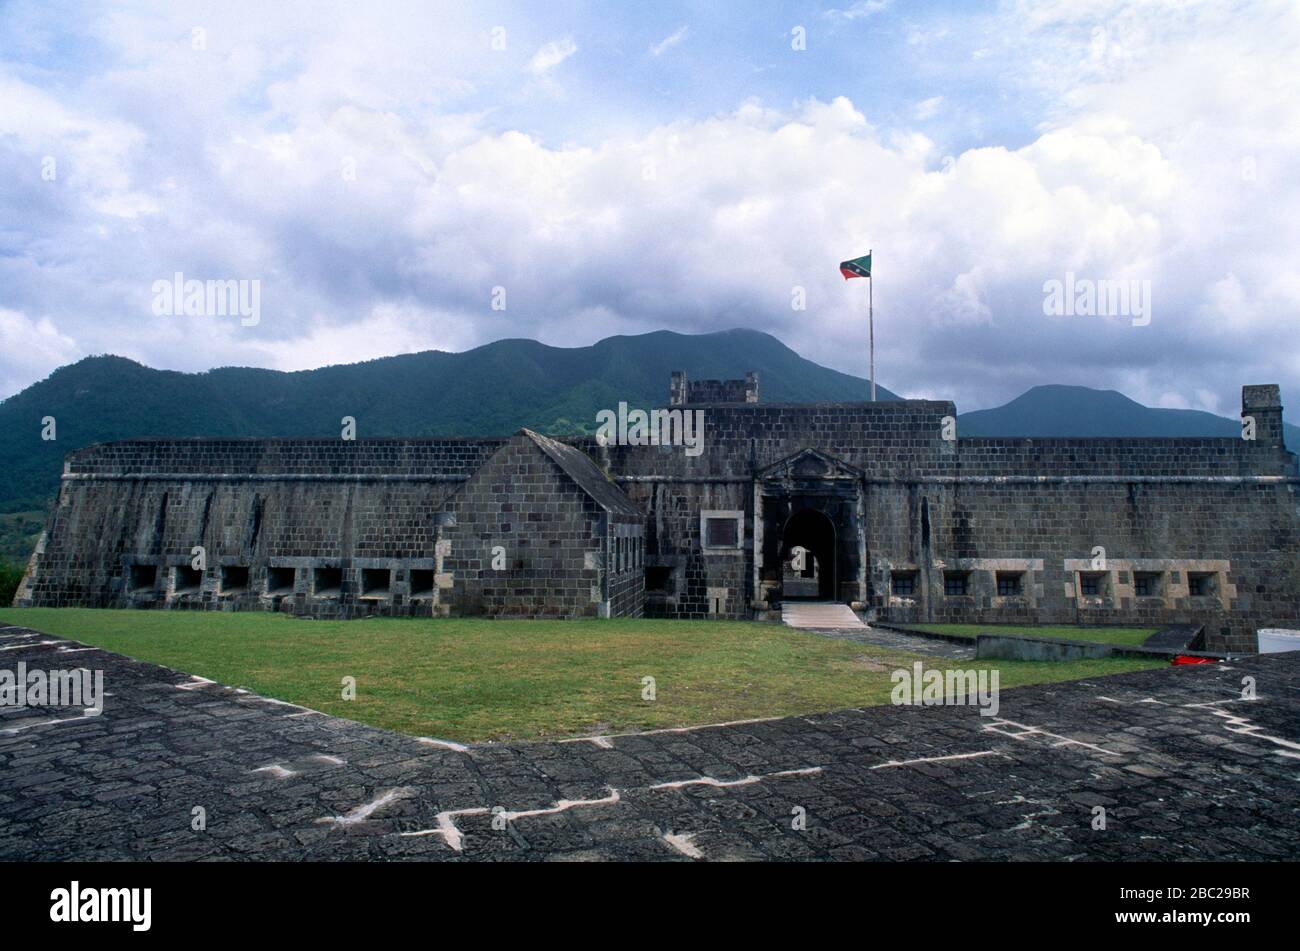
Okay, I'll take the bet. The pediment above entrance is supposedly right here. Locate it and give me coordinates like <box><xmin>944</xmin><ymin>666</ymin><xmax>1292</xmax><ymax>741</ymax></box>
<box><xmin>758</xmin><ymin>448</ymin><xmax>863</xmax><ymax>483</ymax></box>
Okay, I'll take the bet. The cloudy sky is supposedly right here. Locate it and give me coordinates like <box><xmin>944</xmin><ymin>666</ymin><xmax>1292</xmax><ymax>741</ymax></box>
<box><xmin>1</xmin><ymin>0</ymin><xmax>1297</xmax><ymax>415</ymax></box>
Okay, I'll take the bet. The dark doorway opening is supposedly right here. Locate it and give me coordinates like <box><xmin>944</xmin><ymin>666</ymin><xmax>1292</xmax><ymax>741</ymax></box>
<box><xmin>781</xmin><ymin>508</ymin><xmax>837</xmax><ymax>600</ymax></box>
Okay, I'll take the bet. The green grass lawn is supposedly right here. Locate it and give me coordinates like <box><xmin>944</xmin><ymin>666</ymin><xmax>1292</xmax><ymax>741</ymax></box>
<box><xmin>904</xmin><ymin>623</ymin><xmax>1159</xmax><ymax>647</ymax></box>
<box><xmin>0</xmin><ymin>608</ymin><xmax>1165</xmax><ymax>742</ymax></box>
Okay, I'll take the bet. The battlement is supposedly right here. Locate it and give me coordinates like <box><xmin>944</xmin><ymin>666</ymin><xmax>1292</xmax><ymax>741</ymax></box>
<box><xmin>1243</xmin><ymin>383</ymin><xmax>1286</xmax><ymax>448</ymax></box>
<box><xmin>669</xmin><ymin>370</ymin><xmax>759</xmax><ymax>405</ymax></box>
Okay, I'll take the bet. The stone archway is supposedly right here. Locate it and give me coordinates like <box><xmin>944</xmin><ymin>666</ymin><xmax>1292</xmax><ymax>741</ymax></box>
<box><xmin>781</xmin><ymin>508</ymin><xmax>837</xmax><ymax>600</ymax></box>
<box><xmin>755</xmin><ymin>448</ymin><xmax>866</xmax><ymax>609</ymax></box>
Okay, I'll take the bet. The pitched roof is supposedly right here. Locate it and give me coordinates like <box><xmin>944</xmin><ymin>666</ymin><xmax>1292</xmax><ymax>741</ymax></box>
<box><xmin>519</xmin><ymin>429</ymin><xmax>642</xmax><ymax>517</ymax></box>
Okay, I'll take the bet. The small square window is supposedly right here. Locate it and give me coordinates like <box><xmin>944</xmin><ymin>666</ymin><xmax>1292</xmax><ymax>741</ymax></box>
<box><xmin>1134</xmin><ymin>572</ymin><xmax>1161</xmax><ymax>598</ymax></box>
<box><xmin>891</xmin><ymin>571</ymin><xmax>917</xmax><ymax>597</ymax></box>
<box><xmin>129</xmin><ymin>564</ymin><xmax>157</xmax><ymax>591</ymax></box>
<box><xmin>173</xmin><ymin>565</ymin><xmax>203</xmax><ymax>594</ymax></box>
<box><xmin>705</xmin><ymin>517</ymin><xmax>738</xmax><ymax>548</ymax></box>
<box><xmin>410</xmin><ymin>570</ymin><xmax>434</xmax><ymax>597</ymax></box>
<box><xmin>267</xmin><ymin>566</ymin><xmax>296</xmax><ymax>595</ymax></box>
<box><xmin>220</xmin><ymin>566</ymin><xmax>249</xmax><ymax>594</ymax></box>
<box><xmin>1078</xmin><ymin>572</ymin><xmax>1105</xmax><ymax>597</ymax></box>
<box><xmin>1188</xmin><ymin>572</ymin><xmax>1214</xmax><ymax>597</ymax></box>
<box><xmin>361</xmin><ymin>568</ymin><xmax>391</xmax><ymax>598</ymax></box>
<box><xmin>944</xmin><ymin>571</ymin><xmax>969</xmax><ymax>596</ymax></box>
<box><xmin>996</xmin><ymin>572</ymin><xmax>1024</xmax><ymax>597</ymax></box>
<box><xmin>314</xmin><ymin>567</ymin><xmax>343</xmax><ymax>596</ymax></box>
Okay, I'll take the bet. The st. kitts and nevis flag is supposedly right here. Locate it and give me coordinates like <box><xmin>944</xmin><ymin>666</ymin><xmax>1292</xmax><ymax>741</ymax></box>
<box><xmin>839</xmin><ymin>252</ymin><xmax>871</xmax><ymax>279</ymax></box>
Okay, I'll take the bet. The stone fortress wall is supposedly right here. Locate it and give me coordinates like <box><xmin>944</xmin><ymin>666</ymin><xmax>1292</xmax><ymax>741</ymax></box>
<box><xmin>581</xmin><ymin>383</ymin><xmax>1298</xmax><ymax>652</ymax></box>
<box><xmin>15</xmin><ymin>377</ymin><xmax>1298</xmax><ymax>652</ymax></box>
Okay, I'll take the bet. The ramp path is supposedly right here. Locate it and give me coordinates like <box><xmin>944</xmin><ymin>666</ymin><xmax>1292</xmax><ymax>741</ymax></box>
<box><xmin>780</xmin><ymin>603</ymin><xmax>973</xmax><ymax>658</ymax></box>
<box><xmin>780</xmin><ymin>601</ymin><xmax>866</xmax><ymax>630</ymax></box>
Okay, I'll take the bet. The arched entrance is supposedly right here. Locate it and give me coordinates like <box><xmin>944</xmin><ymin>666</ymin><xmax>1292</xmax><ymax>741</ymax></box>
<box><xmin>755</xmin><ymin>448</ymin><xmax>866</xmax><ymax>609</ymax></box>
<box><xmin>781</xmin><ymin>508</ymin><xmax>836</xmax><ymax>600</ymax></box>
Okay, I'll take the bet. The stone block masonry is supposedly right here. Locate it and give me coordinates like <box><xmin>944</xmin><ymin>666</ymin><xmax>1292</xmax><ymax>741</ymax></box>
<box><xmin>670</xmin><ymin>370</ymin><xmax>759</xmax><ymax>406</ymax></box>
<box><xmin>16</xmin><ymin>382</ymin><xmax>1299</xmax><ymax>650</ymax></box>
<box><xmin>441</xmin><ymin>431</ymin><xmax>643</xmax><ymax>619</ymax></box>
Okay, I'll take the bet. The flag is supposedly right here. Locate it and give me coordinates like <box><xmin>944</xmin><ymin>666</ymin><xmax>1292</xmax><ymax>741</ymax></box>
<box><xmin>839</xmin><ymin>252</ymin><xmax>871</xmax><ymax>280</ymax></box>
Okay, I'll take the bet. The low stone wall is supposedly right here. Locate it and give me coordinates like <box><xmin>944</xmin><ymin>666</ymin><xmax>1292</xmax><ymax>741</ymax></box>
<box><xmin>973</xmin><ymin>632</ymin><xmax>1231</xmax><ymax>662</ymax></box>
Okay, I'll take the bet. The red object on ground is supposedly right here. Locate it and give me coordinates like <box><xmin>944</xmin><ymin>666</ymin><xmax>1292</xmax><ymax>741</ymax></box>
<box><xmin>1171</xmin><ymin>655</ymin><xmax>1219</xmax><ymax>665</ymax></box>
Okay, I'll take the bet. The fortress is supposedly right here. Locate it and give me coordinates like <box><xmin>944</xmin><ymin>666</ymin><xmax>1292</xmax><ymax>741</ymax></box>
<box><xmin>15</xmin><ymin>374</ymin><xmax>1299</xmax><ymax>653</ymax></box>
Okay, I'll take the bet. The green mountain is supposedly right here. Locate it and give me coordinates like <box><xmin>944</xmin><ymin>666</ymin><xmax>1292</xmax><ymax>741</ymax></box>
<box><xmin>2</xmin><ymin>333</ymin><xmax>1295</xmax><ymax>567</ymax></box>
<box><xmin>0</xmin><ymin>328</ymin><xmax>896</xmax><ymax>514</ymax></box>
<box><xmin>957</xmin><ymin>384</ymin><xmax>1300</xmax><ymax>444</ymax></box>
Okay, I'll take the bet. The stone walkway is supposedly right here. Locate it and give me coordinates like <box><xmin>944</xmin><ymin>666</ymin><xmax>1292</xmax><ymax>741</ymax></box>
<box><xmin>781</xmin><ymin>603</ymin><xmax>972</xmax><ymax>658</ymax></box>
<box><xmin>1</xmin><ymin>624</ymin><xmax>1297</xmax><ymax>861</ymax></box>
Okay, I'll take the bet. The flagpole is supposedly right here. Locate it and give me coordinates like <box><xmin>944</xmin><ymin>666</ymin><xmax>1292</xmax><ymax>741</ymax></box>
<box><xmin>868</xmin><ymin>260</ymin><xmax>875</xmax><ymax>402</ymax></box>
<box><xmin>840</xmin><ymin>250</ymin><xmax>875</xmax><ymax>401</ymax></box>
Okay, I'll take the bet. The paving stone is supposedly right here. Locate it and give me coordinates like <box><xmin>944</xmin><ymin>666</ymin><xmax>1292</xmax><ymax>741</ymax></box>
<box><xmin>1</xmin><ymin>626</ymin><xmax>1298</xmax><ymax>861</ymax></box>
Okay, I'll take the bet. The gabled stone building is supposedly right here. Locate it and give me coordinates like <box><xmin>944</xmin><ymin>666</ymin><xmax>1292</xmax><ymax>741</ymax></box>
<box><xmin>15</xmin><ymin>374</ymin><xmax>1299</xmax><ymax>652</ymax></box>
<box><xmin>440</xmin><ymin>429</ymin><xmax>643</xmax><ymax>618</ymax></box>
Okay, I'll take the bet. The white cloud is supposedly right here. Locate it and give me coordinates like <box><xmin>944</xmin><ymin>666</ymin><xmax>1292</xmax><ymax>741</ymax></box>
<box><xmin>0</xmin><ymin>0</ymin><xmax>1298</xmax><ymax>420</ymax></box>
<box><xmin>828</xmin><ymin>1</ymin><xmax>893</xmax><ymax>20</ymax></box>
<box><xmin>252</xmin><ymin>302</ymin><xmax>477</xmax><ymax>371</ymax></box>
<box><xmin>0</xmin><ymin>309</ymin><xmax>79</xmax><ymax>396</ymax></box>
<box><xmin>528</xmin><ymin>37</ymin><xmax>577</xmax><ymax>76</ymax></box>
<box><xmin>649</xmin><ymin>25</ymin><xmax>689</xmax><ymax>57</ymax></box>
<box><xmin>907</xmin><ymin>25</ymin><xmax>950</xmax><ymax>46</ymax></box>
<box><xmin>914</xmin><ymin>96</ymin><xmax>943</xmax><ymax>121</ymax></box>
<box><xmin>0</xmin><ymin>74</ymin><xmax>157</xmax><ymax>219</ymax></box>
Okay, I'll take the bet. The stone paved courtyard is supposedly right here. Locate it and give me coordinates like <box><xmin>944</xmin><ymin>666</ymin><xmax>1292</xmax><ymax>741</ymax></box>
<box><xmin>1</xmin><ymin>623</ymin><xmax>1297</xmax><ymax>862</ymax></box>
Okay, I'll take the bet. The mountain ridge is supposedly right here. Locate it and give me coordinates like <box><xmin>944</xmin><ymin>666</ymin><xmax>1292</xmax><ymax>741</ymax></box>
<box><xmin>959</xmin><ymin>383</ymin><xmax>1300</xmax><ymax>443</ymax></box>
<box><xmin>0</xmin><ymin>328</ymin><xmax>897</xmax><ymax>513</ymax></box>
<box><xmin>1</xmin><ymin>329</ymin><xmax>1294</xmax><ymax>528</ymax></box>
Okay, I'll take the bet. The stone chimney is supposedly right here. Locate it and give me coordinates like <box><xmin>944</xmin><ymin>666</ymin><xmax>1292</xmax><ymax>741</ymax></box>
<box><xmin>1242</xmin><ymin>384</ymin><xmax>1284</xmax><ymax>449</ymax></box>
<box><xmin>744</xmin><ymin>371</ymin><xmax>760</xmax><ymax>403</ymax></box>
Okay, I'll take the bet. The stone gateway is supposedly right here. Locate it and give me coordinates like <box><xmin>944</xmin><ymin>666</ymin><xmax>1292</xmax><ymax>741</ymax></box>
<box><xmin>14</xmin><ymin>375</ymin><xmax>1299</xmax><ymax>653</ymax></box>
